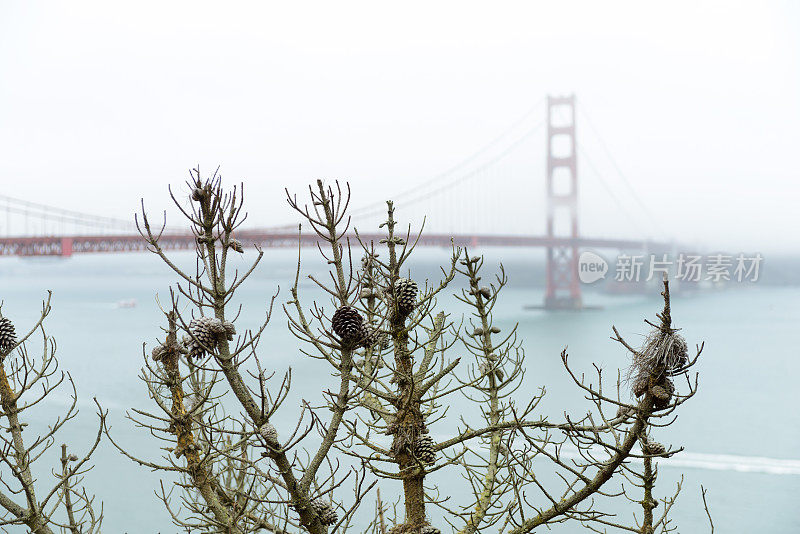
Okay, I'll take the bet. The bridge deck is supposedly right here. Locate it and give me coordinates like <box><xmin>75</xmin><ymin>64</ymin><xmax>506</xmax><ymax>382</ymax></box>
<box><xmin>0</xmin><ymin>232</ymin><xmax>674</xmax><ymax>257</ymax></box>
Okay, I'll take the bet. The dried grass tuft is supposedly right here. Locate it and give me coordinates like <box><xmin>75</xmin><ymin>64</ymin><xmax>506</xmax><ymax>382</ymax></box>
<box><xmin>627</xmin><ymin>329</ymin><xmax>688</xmax><ymax>397</ymax></box>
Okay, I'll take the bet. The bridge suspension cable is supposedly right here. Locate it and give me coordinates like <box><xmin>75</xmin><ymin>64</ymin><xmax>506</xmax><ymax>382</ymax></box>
<box><xmin>575</xmin><ymin>103</ymin><xmax>664</xmax><ymax>238</ymax></box>
<box><xmin>351</xmin><ymin>117</ymin><xmax>546</xmax><ymax>222</ymax></box>
<box><xmin>0</xmin><ymin>194</ymin><xmax>137</xmax><ymax>235</ymax></box>
<box><xmin>543</xmin><ymin>103</ymin><xmax>659</xmax><ymax>241</ymax></box>
<box><xmin>577</xmin><ymin>144</ymin><xmax>651</xmax><ymax>239</ymax></box>
<box><xmin>349</xmin><ymin>97</ymin><xmax>546</xmax><ymax>219</ymax></box>
<box><xmin>0</xmin><ymin>97</ymin><xmax>664</xmax><ymax>246</ymax></box>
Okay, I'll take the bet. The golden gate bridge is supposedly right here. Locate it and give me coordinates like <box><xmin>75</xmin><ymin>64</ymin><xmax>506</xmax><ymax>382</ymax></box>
<box><xmin>0</xmin><ymin>95</ymin><xmax>675</xmax><ymax>309</ymax></box>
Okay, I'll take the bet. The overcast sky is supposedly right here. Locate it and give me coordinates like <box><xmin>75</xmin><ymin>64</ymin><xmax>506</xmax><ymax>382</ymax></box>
<box><xmin>1</xmin><ymin>1</ymin><xmax>798</xmax><ymax>251</ymax></box>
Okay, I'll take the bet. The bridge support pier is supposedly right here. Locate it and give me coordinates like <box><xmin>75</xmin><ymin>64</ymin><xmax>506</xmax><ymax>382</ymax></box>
<box><xmin>544</xmin><ymin>94</ymin><xmax>582</xmax><ymax>310</ymax></box>
<box><xmin>60</xmin><ymin>237</ymin><xmax>73</xmax><ymax>257</ymax></box>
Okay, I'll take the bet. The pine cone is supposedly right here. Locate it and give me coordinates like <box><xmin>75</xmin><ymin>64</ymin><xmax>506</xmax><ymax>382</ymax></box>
<box><xmin>394</xmin><ymin>278</ymin><xmax>418</xmax><ymax>316</ymax></box>
<box><xmin>422</xmin><ymin>526</ymin><xmax>441</xmax><ymax>534</ymax></box>
<box><xmin>222</xmin><ymin>320</ymin><xmax>236</xmax><ymax>341</ymax></box>
<box><xmin>479</xmin><ymin>362</ymin><xmax>503</xmax><ymax>381</ymax></box>
<box><xmin>151</xmin><ymin>340</ymin><xmax>186</xmax><ymax>362</ymax></box>
<box><xmin>413</xmin><ymin>434</ymin><xmax>436</xmax><ymax>465</ymax></box>
<box><xmin>151</xmin><ymin>343</ymin><xmax>168</xmax><ymax>362</ymax></box>
<box><xmin>0</xmin><ymin>317</ymin><xmax>17</xmax><ymax>355</ymax></box>
<box><xmin>643</xmin><ymin>439</ymin><xmax>666</xmax><ymax>455</ymax></box>
<box><xmin>209</xmin><ymin>318</ymin><xmax>227</xmax><ymax>335</ymax></box>
<box><xmin>229</xmin><ymin>239</ymin><xmax>244</xmax><ymax>253</ymax></box>
<box><xmin>651</xmin><ymin>378</ymin><xmax>674</xmax><ymax>409</ymax></box>
<box><xmin>632</xmin><ymin>377</ymin><xmax>648</xmax><ymax>398</ymax></box>
<box><xmin>258</xmin><ymin>423</ymin><xmax>278</xmax><ymax>445</ymax></box>
<box><xmin>388</xmin><ymin>525</ymin><xmax>408</xmax><ymax>534</ymax></box>
<box><xmin>310</xmin><ymin>499</ymin><xmax>338</xmax><ymax>526</ymax></box>
<box><xmin>186</xmin><ymin>316</ymin><xmax>233</xmax><ymax>358</ymax></box>
<box><xmin>359</xmin><ymin>288</ymin><xmax>377</xmax><ymax>300</ymax></box>
<box><xmin>332</xmin><ymin>306</ymin><xmax>363</xmax><ymax>345</ymax></box>
<box><xmin>359</xmin><ymin>324</ymin><xmax>384</xmax><ymax>349</ymax></box>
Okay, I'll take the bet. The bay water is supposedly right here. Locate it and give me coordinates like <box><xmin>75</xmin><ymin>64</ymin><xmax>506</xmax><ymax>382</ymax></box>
<box><xmin>0</xmin><ymin>247</ymin><xmax>798</xmax><ymax>533</ymax></box>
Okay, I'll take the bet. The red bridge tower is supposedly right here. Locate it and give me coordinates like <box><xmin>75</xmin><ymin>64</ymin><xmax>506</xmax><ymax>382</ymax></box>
<box><xmin>544</xmin><ymin>94</ymin><xmax>582</xmax><ymax>309</ymax></box>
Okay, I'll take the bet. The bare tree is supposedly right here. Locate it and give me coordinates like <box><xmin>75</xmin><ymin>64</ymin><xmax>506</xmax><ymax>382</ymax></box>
<box><xmin>553</xmin><ymin>279</ymin><xmax>704</xmax><ymax>534</ymax></box>
<box><xmin>110</xmin><ymin>171</ymin><xmax>374</xmax><ymax>533</ymax></box>
<box><xmin>0</xmin><ymin>295</ymin><xmax>104</xmax><ymax>532</ymax></box>
<box><xmin>118</xmin><ymin>169</ymin><xmax>704</xmax><ymax>534</ymax></box>
<box><xmin>343</xmin><ymin>235</ymin><xmax>702</xmax><ymax>534</ymax></box>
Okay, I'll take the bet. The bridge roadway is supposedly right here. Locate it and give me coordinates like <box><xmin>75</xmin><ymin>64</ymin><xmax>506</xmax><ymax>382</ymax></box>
<box><xmin>0</xmin><ymin>231</ymin><xmax>673</xmax><ymax>257</ymax></box>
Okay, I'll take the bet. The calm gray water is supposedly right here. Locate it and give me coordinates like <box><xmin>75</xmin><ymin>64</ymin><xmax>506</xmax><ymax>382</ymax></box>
<box><xmin>1</xmin><ymin>248</ymin><xmax>798</xmax><ymax>533</ymax></box>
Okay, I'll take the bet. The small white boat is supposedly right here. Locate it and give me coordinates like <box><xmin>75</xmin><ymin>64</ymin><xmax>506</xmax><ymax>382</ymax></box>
<box><xmin>117</xmin><ymin>299</ymin><xmax>137</xmax><ymax>308</ymax></box>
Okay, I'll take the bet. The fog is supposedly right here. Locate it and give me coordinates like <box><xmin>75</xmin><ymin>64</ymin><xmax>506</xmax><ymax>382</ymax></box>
<box><xmin>1</xmin><ymin>1</ymin><xmax>798</xmax><ymax>252</ymax></box>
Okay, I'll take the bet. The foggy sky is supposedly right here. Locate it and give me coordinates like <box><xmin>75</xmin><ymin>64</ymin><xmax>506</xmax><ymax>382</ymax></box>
<box><xmin>1</xmin><ymin>1</ymin><xmax>798</xmax><ymax>251</ymax></box>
